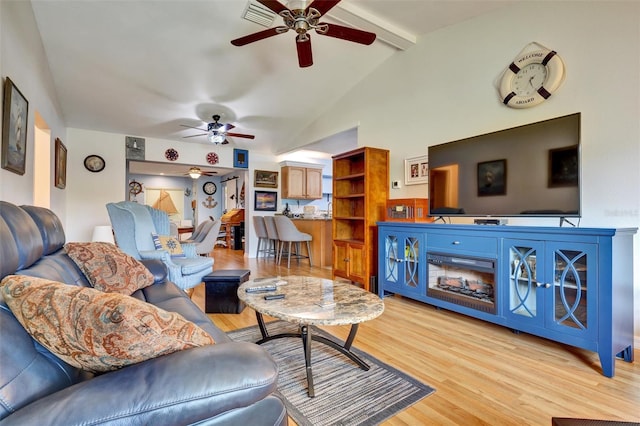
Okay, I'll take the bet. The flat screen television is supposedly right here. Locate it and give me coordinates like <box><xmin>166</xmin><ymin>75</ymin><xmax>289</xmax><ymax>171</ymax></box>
<box><xmin>428</xmin><ymin>113</ymin><xmax>581</xmax><ymax>218</ymax></box>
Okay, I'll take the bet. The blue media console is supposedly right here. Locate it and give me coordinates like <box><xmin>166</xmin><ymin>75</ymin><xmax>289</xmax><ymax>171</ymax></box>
<box><xmin>377</xmin><ymin>222</ymin><xmax>636</xmax><ymax>377</ymax></box>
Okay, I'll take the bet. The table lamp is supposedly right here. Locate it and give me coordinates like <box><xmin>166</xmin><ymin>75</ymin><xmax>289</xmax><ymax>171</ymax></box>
<box><xmin>91</xmin><ymin>225</ymin><xmax>115</xmax><ymax>244</ymax></box>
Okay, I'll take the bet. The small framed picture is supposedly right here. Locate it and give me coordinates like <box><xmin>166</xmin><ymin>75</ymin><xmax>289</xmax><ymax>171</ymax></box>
<box><xmin>1</xmin><ymin>77</ymin><xmax>29</xmax><ymax>175</ymax></box>
<box><xmin>404</xmin><ymin>155</ymin><xmax>428</xmax><ymax>185</ymax></box>
<box><xmin>233</xmin><ymin>148</ymin><xmax>248</xmax><ymax>168</ymax></box>
<box><xmin>548</xmin><ymin>145</ymin><xmax>578</xmax><ymax>187</ymax></box>
<box><xmin>254</xmin><ymin>169</ymin><xmax>278</xmax><ymax>188</ymax></box>
<box><xmin>54</xmin><ymin>138</ymin><xmax>67</xmax><ymax>189</ymax></box>
<box><xmin>84</xmin><ymin>155</ymin><xmax>105</xmax><ymax>173</ymax></box>
<box><xmin>255</xmin><ymin>190</ymin><xmax>277</xmax><ymax>211</ymax></box>
<box><xmin>477</xmin><ymin>159</ymin><xmax>506</xmax><ymax>196</ymax></box>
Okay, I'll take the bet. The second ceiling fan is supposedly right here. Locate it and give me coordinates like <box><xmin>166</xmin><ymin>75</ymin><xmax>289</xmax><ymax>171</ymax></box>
<box><xmin>231</xmin><ymin>0</ymin><xmax>376</xmax><ymax>67</ymax></box>
<box><xmin>182</xmin><ymin>115</ymin><xmax>255</xmax><ymax>145</ymax></box>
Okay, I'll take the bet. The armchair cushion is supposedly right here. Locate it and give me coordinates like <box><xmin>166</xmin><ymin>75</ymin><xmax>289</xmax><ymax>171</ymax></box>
<box><xmin>64</xmin><ymin>242</ymin><xmax>154</xmax><ymax>295</ymax></box>
<box><xmin>1</xmin><ymin>275</ymin><xmax>214</xmax><ymax>373</ymax></box>
<box><xmin>152</xmin><ymin>233</ymin><xmax>186</xmax><ymax>257</ymax></box>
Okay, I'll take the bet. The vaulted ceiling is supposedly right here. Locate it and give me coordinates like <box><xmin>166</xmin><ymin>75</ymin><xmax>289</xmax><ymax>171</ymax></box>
<box><xmin>30</xmin><ymin>0</ymin><xmax>513</xmax><ymax>162</ymax></box>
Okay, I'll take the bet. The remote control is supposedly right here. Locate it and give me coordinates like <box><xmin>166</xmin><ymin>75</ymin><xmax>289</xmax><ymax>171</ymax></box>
<box><xmin>245</xmin><ymin>285</ymin><xmax>277</xmax><ymax>293</ymax></box>
<box><xmin>264</xmin><ymin>294</ymin><xmax>285</xmax><ymax>300</ymax></box>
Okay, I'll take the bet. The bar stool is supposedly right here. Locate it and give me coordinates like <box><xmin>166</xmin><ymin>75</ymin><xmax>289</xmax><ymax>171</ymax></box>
<box><xmin>252</xmin><ymin>216</ymin><xmax>270</xmax><ymax>259</ymax></box>
<box><xmin>274</xmin><ymin>215</ymin><xmax>313</xmax><ymax>268</ymax></box>
<box><xmin>263</xmin><ymin>216</ymin><xmax>281</xmax><ymax>263</ymax></box>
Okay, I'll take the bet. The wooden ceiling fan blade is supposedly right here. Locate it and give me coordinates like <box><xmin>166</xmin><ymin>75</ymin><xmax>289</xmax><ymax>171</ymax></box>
<box><xmin>257</xmin><ymin>0</ymin><xmax>290</xmax><ymax>14</ymax></box>
<box><xmin>296</xmin><ymin>34</ymin><xmax>313</xmax><ymax>68</ymax></box>
<box><xmin>306</xmin><ymin>0</ymin><xmax>341</xmax><ymax>16</ymax></box>
<box><xmin>226</xmin><ymin>132</ymin><xmax>255</xmax><ymax>139</ymax></box>
<box><xmin>222</xmin><ymin>140</ymin><xmax>230</xmax><ymax>145</ymax></box>
<box><xmin>183</xmin><ymin>133</ymin><xmax>207</xmax><ymax>138</ymax></box>
<box><xmin>316</xmin><ymin>23</ymin><xmax>376</xmax><ymax>45</ymax></box>
<box><xmin>231</xmin><ymin>27</ymin><xmax>285</xmax><ymax>46</ymax></box>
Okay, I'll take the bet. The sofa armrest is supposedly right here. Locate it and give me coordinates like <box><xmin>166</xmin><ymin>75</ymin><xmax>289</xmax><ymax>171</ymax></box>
<box><xmin>139</xmin><ymin>259</ymin><xmax>168</xmax><ymax>283</ymax></box>
<box><xmin>0</xmin><ymin>342</ymin><xmax>278</xmax><ymax>426</ymax></box>
<box><xmin>139</xmin><ymin>249</ymin><xmax>170</xmax><ymax>261</ymax></box>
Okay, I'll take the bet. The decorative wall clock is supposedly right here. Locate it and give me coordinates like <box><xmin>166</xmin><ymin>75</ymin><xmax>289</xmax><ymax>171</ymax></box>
<box><xmin>84</xmin><ymin>155</ymin><xmax>105</xmax><ymax>172</ymax></box>
<box><xmin>206</xmin><ymin>152</ymin><xmax>219</xmax><ymax>165</ymax></box>
<box><xmin>203</xmin><ymin>181</ymin><xmax>217</xmax><ymax>195</ymax></box>
<box><xmin>164</xmin><ymin>148</ymin><xmax>179</xmax><ymax>161</ymax></box>
<box><xmin>499</xmin><ymin>43</ymin><xmax>566</xmax><ymax>108</ymax></box>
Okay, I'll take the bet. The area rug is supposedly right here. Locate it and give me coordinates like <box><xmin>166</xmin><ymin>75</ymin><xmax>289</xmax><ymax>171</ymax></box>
<box><xmin>227</xmin><ymin>321</ymin><xmax>435</xmax><ymax>426</ymax></box>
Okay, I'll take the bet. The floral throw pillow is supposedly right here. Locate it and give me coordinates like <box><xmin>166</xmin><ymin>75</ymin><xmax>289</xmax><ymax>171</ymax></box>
<box><xmin>1</xmin><ymin>275</ymin><xmax>214</xmax><ymax>373</ymax></box>
<box><xmin>151</xmin><ymin>233</ymin><xmax>185</xmax><ymax>257</ymax></box>
<box><xmin>65</xmin><ymin>242</ymin><xmax>154</xmax><ymax>295</ymax></box>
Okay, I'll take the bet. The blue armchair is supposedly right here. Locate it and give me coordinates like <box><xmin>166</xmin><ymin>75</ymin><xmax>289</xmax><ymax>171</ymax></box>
<box><xmin>106</xmin><ymin>201</ymin><xmax>213</xmax><ymax>290</ymax></box>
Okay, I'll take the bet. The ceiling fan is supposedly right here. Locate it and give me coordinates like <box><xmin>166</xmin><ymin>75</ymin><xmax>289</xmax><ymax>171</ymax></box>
<box><xmin>184</xmin><ymin>166</ymin><xmax>217</xmax><ymax>179</ymax></box>
<box><xmin>181</xmin><ymin>115</ymin><xmax>255</xmax><ymax>145</ymax></box>
<box><xmin>231</xmin><ymin>0</ymin><xmax>376</xmax><ymax>68</ymax></box>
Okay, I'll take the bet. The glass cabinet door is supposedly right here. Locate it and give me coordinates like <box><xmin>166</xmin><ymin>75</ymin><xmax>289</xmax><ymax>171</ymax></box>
<box><xmin>546</xmin><ymin>243</ymin><xmax>595</xmax><ymax>339</ymax></box>
<box><xmin>383</xmin><ymin>234</ymin><xmax>400</xmax><ymax>285</ymax></box>
<box><xmin>403</xmin><ymin>236</ymin><xmax>420</xmax><ymax>292</ymax></box>
<box><xmin>382</xmin><ymin>232</ymin><xmax>422</xmax><ymax>295</ymax></box>
<box><xmin>506</xmin><ymin>241</ymin><xmax>545</xmax><ymax>326</ymax></box>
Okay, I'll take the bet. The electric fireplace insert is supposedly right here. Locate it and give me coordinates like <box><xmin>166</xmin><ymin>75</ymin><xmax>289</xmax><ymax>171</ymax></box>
<box><xmin>427</xmin><ymin>253</ymin><xmax>497</xmax><ymax>314</ymax></box>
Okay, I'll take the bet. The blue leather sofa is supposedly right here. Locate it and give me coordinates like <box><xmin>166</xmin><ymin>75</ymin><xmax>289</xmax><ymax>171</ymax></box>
<box><xmin>0</xmin><ymin>201</ymin><xmax>287</xmax><ymax>425</ymax></box>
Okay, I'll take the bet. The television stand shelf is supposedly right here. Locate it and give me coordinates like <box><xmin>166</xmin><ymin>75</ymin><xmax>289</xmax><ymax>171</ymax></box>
<box><xmin>377</xmin><ymin>222</ymin><xmax>636</xmax><ymax>377</ymax></box>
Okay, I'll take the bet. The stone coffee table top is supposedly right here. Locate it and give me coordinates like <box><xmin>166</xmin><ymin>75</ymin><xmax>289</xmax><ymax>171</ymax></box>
<box><xmin>237</xmin><ymin>276</ymin><xmax>384</xmax><ymax>326</ymax></box>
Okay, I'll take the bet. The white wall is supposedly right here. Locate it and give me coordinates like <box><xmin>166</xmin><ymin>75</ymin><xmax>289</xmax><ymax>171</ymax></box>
<box><xmin>0</xmin><ymin>0</ymin><xmax>67</xmax><ymax>213</ymax></box>
<box><xmin>289</xmin><ymin>2</ymin><xmax>640</xmax><ymax>343</ymax></box>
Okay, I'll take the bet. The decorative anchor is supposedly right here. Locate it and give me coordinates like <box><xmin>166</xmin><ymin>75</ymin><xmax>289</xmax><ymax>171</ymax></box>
<box><xmin>202</xmin><ymin>196</ymin><xmax>218</xmax><ymax>209</ymax></box>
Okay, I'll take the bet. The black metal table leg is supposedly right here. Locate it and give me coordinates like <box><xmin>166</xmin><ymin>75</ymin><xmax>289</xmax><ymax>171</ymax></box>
<box><xmin>252</xmin><ymin>320</ymin><xmax>369</xmax><ymax>396</ymax></box>
<box><xmin>255</xmin><ymin>311</ymin><xmax>269</xmax><ymax>339</ymax></box>
<box><xmin>301</xmin><ymin>325</ymin><xmax>315</xmax><ymax>397</ymax></box>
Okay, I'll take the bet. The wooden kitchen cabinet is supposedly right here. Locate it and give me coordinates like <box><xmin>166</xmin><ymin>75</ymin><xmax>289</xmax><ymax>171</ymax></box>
<box><xmin>281</xmin><ymin>163</ymin><xmax>323</xmax><ymax>199</ymax></box>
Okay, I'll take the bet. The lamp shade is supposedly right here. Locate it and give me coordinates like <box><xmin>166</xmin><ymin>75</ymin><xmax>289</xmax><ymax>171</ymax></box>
<box><xmin>91</xmin><ymin>225</ymin><xmax>115</xmax><ymax>243</ymax></box>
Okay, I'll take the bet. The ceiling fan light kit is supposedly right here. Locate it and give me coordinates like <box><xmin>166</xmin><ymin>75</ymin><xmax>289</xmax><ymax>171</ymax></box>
<box><xmin>231</xmin><ymin>0</ymin><xmax>376</xmax><ymax>68</ymax></box>
<box><xmin>207</xmin><ymin>131</ymin><xmax>226</xmax><ymax>144</ymax></box>
<box><xmin>186</xmin><ymin>166</ymin><xmax>216</xmax><ymax>179</ymax></box>
<box><xmin>181</xmin><ymin>114</ymin><xmax>255</xmax><ymax>144</ymax></box>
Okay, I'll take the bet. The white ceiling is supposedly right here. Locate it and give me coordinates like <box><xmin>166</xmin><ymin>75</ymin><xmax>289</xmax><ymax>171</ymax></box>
<box><xmin>29</xmin><ymin>0</ymin><xmax>514</xmax><ymax>175</ymax></box>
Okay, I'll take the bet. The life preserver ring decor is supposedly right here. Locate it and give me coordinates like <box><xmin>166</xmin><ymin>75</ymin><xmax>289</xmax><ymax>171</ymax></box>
<box><xmin>499</xmin><ymin>47</ymin><xmax>565</xmax><ymax>108</ymax></box>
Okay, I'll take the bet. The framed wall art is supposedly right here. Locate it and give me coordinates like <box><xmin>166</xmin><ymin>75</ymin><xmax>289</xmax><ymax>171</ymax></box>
<box><xmin>254</xmin><ymin>169</ymin><xmax>278</xmax><ymax>188</ymax></box>
<box><xmin>1</xmin><ymin>77</ymin><xmax>29</xmax><ymax>175</ymax></box>
<box><xmin>254</xmin><ymin>190</ymin><xmax>277</xmax><ymax>211</ymax></box>
<box><xmin>233</xmin><ymin>148</ymin><xmax>248</xmax><ymax>168</ymax></box>
<box><xmin>548</xmin><ymin>145</ymin><xmax>578</xmax><ymax>187</ymax></box>
<box><xmin>54</xmin><ymin>138</ymin><xmax>67</xmax><ymax>189</ymax></box>
<box><xmin>477</xmin><ymin>159</ymin><xmax>506</xmax><ymax>196</ymax></box>
<box><xmin>404</xmin><ymin>155</ymin><xmax>428</xmax><ymax>185</ymax></box>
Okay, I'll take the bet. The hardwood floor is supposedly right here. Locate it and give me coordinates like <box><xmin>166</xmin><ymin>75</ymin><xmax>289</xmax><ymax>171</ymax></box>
<box><xmin>192</xmin><ymin>248</ymin><xmax>640</xmax><ymax>426</ymax></box>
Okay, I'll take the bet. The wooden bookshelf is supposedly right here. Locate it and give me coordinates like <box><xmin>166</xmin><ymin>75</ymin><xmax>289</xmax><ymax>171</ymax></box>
<box><xmin>332</xmin><ymin>147</ymin><xmax>389</xmax><ymax>292</ymax></box>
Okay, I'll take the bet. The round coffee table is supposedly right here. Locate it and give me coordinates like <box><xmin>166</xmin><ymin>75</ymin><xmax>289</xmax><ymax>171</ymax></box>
<box><xmin>237</xmin><ymin>276</ymin><xmax>384</xmax><ymax>397</ymax></box>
